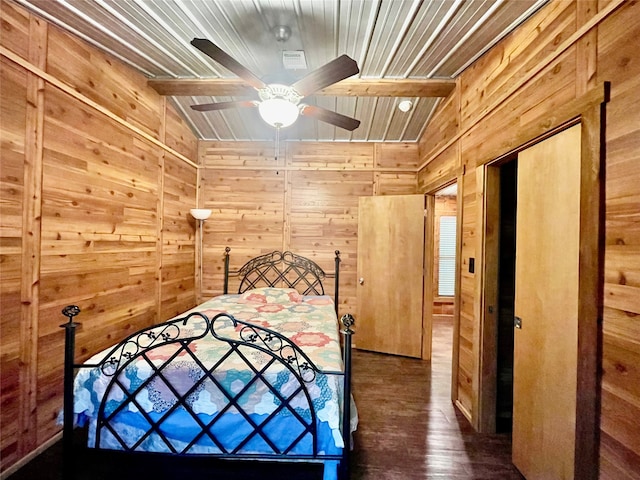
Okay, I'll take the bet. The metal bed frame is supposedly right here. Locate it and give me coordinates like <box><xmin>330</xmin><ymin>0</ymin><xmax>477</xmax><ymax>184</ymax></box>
<box><xmin>61</xmin><ymin>248</ymin><xmax>354</xmax><ymax>480</ymax></box>
<box><xmin>223</xmin><ymin>247</ymin><xmax>341</xmax><ymax>312</ymax></box>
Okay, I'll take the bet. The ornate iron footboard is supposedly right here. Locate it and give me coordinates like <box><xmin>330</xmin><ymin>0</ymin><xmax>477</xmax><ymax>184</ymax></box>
<box><xmin>62</xmin><ymin>308</ymin><xmax>354</xmax><ymax>479</ymax></box>
<box><xmin>61</xmin><ymin>248</ymin><xmax>353</xmax><ymax>480</ymax></box>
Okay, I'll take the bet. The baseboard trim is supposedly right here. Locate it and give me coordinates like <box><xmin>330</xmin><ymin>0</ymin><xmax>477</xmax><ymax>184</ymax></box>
<box><xmin>0</xmin><ymin>431</ymin><xmax>62</xmax><ymax>480</ymax></box>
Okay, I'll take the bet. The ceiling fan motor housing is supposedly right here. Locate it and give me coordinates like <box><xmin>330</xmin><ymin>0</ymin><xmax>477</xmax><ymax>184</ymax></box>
<box><xmin>258</xmin><ymin>84</ymin><xmax>302</xmax><ymax>104</ymax></box>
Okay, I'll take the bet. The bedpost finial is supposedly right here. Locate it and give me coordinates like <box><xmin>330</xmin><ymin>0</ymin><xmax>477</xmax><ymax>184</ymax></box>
<box><xmin>225</xmin><ymin>246</ymin><xmax>231</xmax><ymax>255</ymax></box>
<box><xmin>60</xmin><ymin>305</ymin><xmax>81</xmax><ymax>329</ymax></box>
<box><xmin>62</xmin><ymin>305</ymin><xmax>80</xmax><ymax>322</ymax></box>
<box><xmin>340</xmin><ymin>313</ymin><xmax>355</xmax><ymax>334</ymax></box>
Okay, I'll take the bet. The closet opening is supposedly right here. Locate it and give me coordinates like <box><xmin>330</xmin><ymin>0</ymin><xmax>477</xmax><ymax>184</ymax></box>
<box><xmin>495</xmin><ymin>158</ymin><xmax>518</xmax><ymax>433</ymax></box>
<box><xmin>481</xmin><ymin>154</ymin><xmax>518</xmax><ymax>435</ymax></box>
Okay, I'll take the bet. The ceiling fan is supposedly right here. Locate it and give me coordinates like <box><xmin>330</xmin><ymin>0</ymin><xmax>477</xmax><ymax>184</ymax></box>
<box><xmin>189</xmin><ymin>38</ymin><xmax>361</xmax><ymax>132</ymax></box>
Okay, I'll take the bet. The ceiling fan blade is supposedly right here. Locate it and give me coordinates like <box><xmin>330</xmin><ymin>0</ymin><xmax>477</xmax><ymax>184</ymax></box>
<box><xmin>191</xmin><ymin>100</ymin><xmax>258</xmax><ymax>112</ymax></box>
<box><xmin>301</xmin><ymin>105</ymin><xmax>361</xmax><ymax>131</ymax></box>
<box><xmin>191</xmin><ymin>38</ymin><xmax>266</xmax><ymax>90</ymax></box>
<box><xmin>292</xmin><ymin>54</ymin><xmax>359</xmax><ymax>97</ymax></box>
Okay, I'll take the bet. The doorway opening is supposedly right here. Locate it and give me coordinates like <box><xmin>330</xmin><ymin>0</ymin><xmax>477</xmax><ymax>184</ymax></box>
<box><xmin>495</xmin><ymin>158</ymin><xmax>518</xmax><ymax>433</ymax></box>
<box><xmin>482</xmin><ymin>156</ymin><xmax>518</xmax><ymax>434</ymax></box>
<box><xmin>430</xmin><ymin>183</ymin><xmax>458</xmax><ymax>370</ymax></box>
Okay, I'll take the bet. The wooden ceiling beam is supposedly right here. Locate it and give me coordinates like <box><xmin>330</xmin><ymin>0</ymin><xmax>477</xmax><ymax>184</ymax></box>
<box><xmin>148</xmin><ymin>78</ymin><xmax>456</xmax><ymax>98</ymax></box>
<box><xmin>320</xmin><ymin>79</ymin><xmax>456</xmax><ymax>97</ymax></box>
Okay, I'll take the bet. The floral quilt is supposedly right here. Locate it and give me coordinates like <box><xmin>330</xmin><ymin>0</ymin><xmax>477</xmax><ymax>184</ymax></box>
<box><xmin>70</xmin><ymin>288</ymin><xmax>356</xmax><ymax>480</ymax></box>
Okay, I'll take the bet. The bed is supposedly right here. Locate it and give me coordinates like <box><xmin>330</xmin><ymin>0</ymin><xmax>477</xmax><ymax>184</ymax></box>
<box><xmin>60</xmin><ymin>248</ymin><xmax>355</xmax><ymax>480</ymax></box>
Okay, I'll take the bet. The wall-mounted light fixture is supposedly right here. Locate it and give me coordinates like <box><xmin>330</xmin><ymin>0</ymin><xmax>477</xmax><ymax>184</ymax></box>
<box><xmin>190</xmin><ymin>208</ymin><xmax>212</xmax><ymax>300</ymax></box>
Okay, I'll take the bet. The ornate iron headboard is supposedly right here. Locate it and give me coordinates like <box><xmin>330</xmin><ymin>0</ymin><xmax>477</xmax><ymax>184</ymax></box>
<box><xmin>223</xmin><ymin>248</ymin><xmax>341</xmax><ymax>313</ymax></box>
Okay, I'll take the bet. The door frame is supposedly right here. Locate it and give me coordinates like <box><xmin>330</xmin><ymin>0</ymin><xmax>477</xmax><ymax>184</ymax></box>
<box><xmin>422</xmin><ymin>180</ymin><xmax>462</xmax><ymax>399</ymax></box>
<box><xmin>474</xmin><ymin>84</ymin><xmax>608</xmax><ymax>479</ymax></box>
<box><xmin>422</xmin><ymin>193</ymin><xmax>435</xmax><ymax>360</ymax></box>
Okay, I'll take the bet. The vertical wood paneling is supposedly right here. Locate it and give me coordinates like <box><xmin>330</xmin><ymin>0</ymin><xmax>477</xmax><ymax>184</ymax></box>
<box><xmin>459</xmin><ymin>0</ymin><xmax>577</xmax><ymax>132</ymax></box>
<box><xmin>164</xmin><ymin>104</ymin><xmax>198</xmax><ymax>161</ymax></box>
<box><xmin>0</xmin><ymin>1</ymin><xmax>198</xmax><ymax>472</ymax></box>
<box><xmin>289</xmin><ymin>169</ymin><xmax>373</xmax><ymax>314</ymax></box>
<box><xmin>198</xmin><ymin>140</ymin><xmax>417</xmax><ymax>319</ymax></box>
<box><xmin>20</xmin><ymin>11</ymin><xmax>47</xmax><ymax>455</ymax></box>
<box><xmin>200</xmin><ymin>167</ymin><xmax>286</xmax><ymax>294</ymax></box>
<box><xmin>596</xmin><ymin>0</ymin><xmax>640</xmax><ymax>476</ymax></box>
<box><xmin>0</xmin><ymin>0</ymin><xmax>30</xmax><ymax>59</ymax></box>
<box><xmin>375</xmin><ymin>143</ymin><xmax>419</xmax><ymax>170</ymax></box>
<box><xmin>45</xmin><ymin>28</ymin><xmax>163</xmax><ymax>141</ymax></box>
<box><xmin>375</xmin><ymin>143</ymin><xmax>419</xmax><ymax>196</ymax></box>
<box><xmin>0</xmin><ymin>57</ymin><xmax>27</xmax><ymax>469</ymax></box>
<box><xmin>418</xmin><ymin>89</ymin><xmax>459</xmax><ymax>163</ymax></box>
<box><xmin>288</xmin><ymin>142</ymin><xmax>374</xmax><ymax>170</ymax></box>
<box><xmin>37</xmin><ymin>84</ymin><xmax>162</xmax><ymax>441</ymax></box>
<box><xmin>417</xmin><ymin>0</ymin><xmax>640</xmax><ymax>475</ymax></box>
<box><xmin>161</xmin><ymin>154</ymin><xmax>197</xmax><ymax>320</ymax></box>
<box><xmin>417</xmin><ymin>143</ymin><xmax>459</xmax><ymax>193</ymax></box>
<box><xmin>456</xmin><ymin>167</ymin><xmax>477</xmax><ymax>417</ymax></box>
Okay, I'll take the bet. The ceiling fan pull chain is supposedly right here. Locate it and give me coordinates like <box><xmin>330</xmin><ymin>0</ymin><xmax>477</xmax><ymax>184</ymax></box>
<box><xmin>274</xmin><ymin>125</ymin><xmax>281</xmax><ymax>175</ymax></box>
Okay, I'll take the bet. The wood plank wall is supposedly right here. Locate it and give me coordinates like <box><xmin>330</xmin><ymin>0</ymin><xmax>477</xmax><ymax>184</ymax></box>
<box><xmin>0</xmin><ymin>0</ymin><xmax>198</xmax><ymax>472</ymax></box>
<box><xmin>198</xmin><ymin>141</ymin><xmax>418</xmax><ymax>318</ymax></box>
<box><xmin>5</xmin><ymin>0</ymin><xmax>636</xmax><ymax>476</ymax></box>
<box><xmin>416</xmin><ymin>0</ymin><xmax>640</xmax><ymax>476</ymax></box>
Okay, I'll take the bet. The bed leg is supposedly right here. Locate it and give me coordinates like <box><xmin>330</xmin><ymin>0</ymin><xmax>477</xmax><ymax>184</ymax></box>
<box><xmin>60</xmin><ymin>305</ymin><xmax>81</xmax><ymax>480</ymax></box>
<box><xmin>340</xmin><ymin>313</ymin><xmax>355</xmax><ymax>480</ymax></box>
<box><xmin>333</xmin><ymin>250</ymin><xmax>341</xmax><ymax>316</ymax></box>
<box><xmin>223</xmin><ymin>246</ymin><xmax>231</xmax><ymax>294</ymax></box>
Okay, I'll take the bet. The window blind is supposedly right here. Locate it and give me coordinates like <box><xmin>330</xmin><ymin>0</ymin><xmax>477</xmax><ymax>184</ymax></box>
<box><xmin>438</xmin><ymin>215</ymin><xmax>457</xmax><ymax>296</ymax></box>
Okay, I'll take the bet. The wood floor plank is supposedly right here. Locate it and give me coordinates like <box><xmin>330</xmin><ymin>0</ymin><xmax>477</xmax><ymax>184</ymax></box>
<box><xmin>351</xmin><ymin>316</ymin><xmax>523</xmax><ymax>479</ymax></box>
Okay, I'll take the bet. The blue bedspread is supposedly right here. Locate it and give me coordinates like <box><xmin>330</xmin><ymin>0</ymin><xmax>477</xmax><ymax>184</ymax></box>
<box><xmin>70</xmin><ymin>289</ymin><xmax>357</xmax><ymax>480</ymax></box>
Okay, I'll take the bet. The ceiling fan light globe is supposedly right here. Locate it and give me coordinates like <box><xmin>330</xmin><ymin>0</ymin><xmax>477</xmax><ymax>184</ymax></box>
<box><xmin>259</xmin><ymin>98</ymin><xmax>299</xmax><ymax>128</ymax></box>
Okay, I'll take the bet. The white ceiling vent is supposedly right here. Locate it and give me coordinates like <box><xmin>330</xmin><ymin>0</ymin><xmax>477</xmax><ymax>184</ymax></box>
<box><xmin>282</xmin><ymin>50</ymin><xmax>307</xmax><ymax>70</ymax></box>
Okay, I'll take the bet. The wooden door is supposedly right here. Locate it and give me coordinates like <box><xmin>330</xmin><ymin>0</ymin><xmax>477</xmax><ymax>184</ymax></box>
<box><xmin>356</xmin><ymin>195</ymin><xmax>425</xmax><ymax>358</ymax></box>
<box><xmin>512</xmin><ymin>125</ymin><xmax>582</xmax><ymax>479</ymax></box>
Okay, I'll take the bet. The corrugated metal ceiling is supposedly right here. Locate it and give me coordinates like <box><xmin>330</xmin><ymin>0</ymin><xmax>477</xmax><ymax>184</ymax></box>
<box><xmin>16</xmin><ymin>0</ymin><xmax>548</xmax><ymax>143</ymax></box>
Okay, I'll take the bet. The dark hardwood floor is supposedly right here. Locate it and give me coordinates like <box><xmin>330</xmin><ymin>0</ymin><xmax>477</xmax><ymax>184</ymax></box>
<box><xmin>7</xmin><ymin>316</ymin><xmax>523</xmax><ymax>480</ymax></box>
<box><xmin>350</xmin><ymin>315</ymin><xmax>524</xmax><ymax>479</ymax></box>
